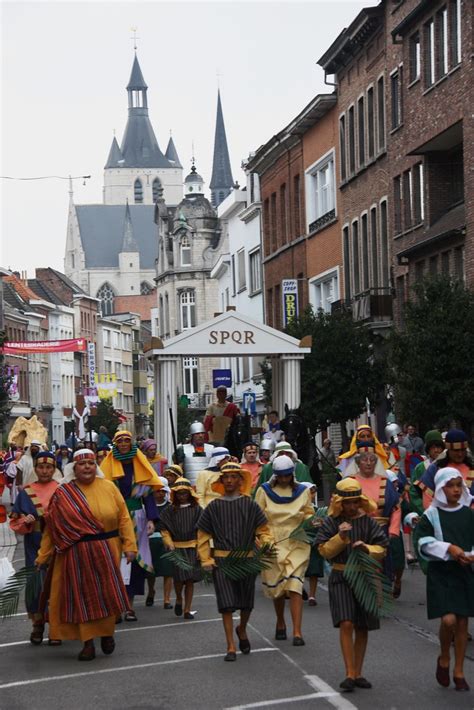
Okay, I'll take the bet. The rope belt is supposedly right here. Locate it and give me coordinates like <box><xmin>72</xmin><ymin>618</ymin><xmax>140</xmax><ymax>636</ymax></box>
<box><xmin>174</xmin><ymin>539</ymin><xmax>198</xmax><ymax>549</ymax></box>
<box><xmin>77</xmin><ymin>529</ymin><xmax>119</xmax><ymax>543</ymax></box>
<box><xmin>375</xmin><ymin>516</ymin><xmax>389</xmax><ymax>524</ymax></box>
<box><xmin>332</xmin><ymin>563</ymin><xmax>346</xmax><ymax>571</ymax></box>
<box><xmin>214</xmin><ymin>550</ymin><xmax>254</xmax><ymax>558</ymax></box>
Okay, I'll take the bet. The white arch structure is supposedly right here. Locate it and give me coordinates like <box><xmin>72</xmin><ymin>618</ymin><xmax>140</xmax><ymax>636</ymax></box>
<box><xmin>146</xmin><ymin>310</ymin><xmax>311</xmax><ymax>459</ymax></box>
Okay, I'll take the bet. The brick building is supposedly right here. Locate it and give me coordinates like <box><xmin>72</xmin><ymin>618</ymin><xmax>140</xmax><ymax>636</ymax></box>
<box><xmin>318</xmin><ymin>5</ymin><xmax>394</xmax><ymax>332</ymax></box>
<box><xmin>247</xmin><ymin>115</ymin><xmax>309</xmax><ymax>329</ymax></box>
<box><xmin>386</xmin><ymin>0</ymin><xmax>471</xmax><ymax>321</ymax></box>
<box><xmin>301</xmin><ymin>97</ymin><xmax>341</xmax><ymax>311</ymax></box>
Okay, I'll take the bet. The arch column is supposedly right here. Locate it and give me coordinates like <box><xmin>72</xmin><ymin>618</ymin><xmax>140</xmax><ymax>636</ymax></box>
<box><xmin>154</xmin><ymin>355</ymin><xmax>179</xmax><ymax>460</ymax></box>
<box><xmin>281</xmin><ymin>354</ymin><xmax>304</xmax><ymax>410</ymax></box>
<box><xmin>270</xmin><ymin>356</ymin><xmax>284</xmax><ymax>415</ymax></box>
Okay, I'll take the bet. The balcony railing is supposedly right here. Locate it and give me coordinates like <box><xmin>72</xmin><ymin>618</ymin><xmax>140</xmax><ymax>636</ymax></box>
<box><xmin>308</xmin><ymin>208</ymin><xmax>336</xmax><ymax>236</ymax></box>
<box><xmin>351</xmin><ymin>287</ymin><xmax>393</xmax><ymax>323</ymax></box>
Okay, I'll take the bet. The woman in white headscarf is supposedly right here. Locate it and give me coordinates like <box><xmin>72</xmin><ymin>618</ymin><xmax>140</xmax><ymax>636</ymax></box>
<box><xmin>414</xmin><ymin>468</ymin><xmax>474</xmax><ymax>691</ymax></box>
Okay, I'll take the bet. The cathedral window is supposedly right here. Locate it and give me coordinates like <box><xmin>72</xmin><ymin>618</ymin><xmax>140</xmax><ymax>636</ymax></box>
<box><xmin>180</xmin><ymin>236</ymin><xmax>191</xmax><ymax>266</ymax></box>
<box><xmin>140</xmin><ymin>281</ymin><xmax>153</xmax><ymax>295</ymax></box>
<box><xmin>180</xmin><ymin>290</ymin><xmax>196</xmax><ymax>330</ymax></box>
<box><xmin>96</xmin><ymin>282</ymin><xmax>115</xmax><ymax>316</ymax></box>
<box><xmin>134</xmin><ymin>178</ymin><xmax>143</xmax><ymax>203</ymax></box>
<box><xmin>152</xmin><ymin>178</ymin><xmax>162</xmax><ymax>202</ymax></box>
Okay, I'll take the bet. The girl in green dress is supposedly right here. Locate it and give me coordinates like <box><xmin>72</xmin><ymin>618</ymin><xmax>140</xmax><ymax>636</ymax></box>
<box><xmin>414</xmin><ymin>467</ymin><xmax>474</xmax><ymax>692</ymax></box>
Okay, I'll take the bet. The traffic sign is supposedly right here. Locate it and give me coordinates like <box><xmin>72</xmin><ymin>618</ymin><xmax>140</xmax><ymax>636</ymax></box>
<box><xmin>242</xmin><ymin>391</ymin><xmax>256</xmax><ymax>415</ymax></box>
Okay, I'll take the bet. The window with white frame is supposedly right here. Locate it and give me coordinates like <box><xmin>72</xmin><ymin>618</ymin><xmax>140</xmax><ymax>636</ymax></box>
<box><xmin>103</xmin><ymin>329</ymin><xmax>111</xmax><ymax>347</ymax></box>
<box><xmin>310</xmin><ymin>268</ymin><xmax>340</xmax><ymax>313</ymax></box>
<box><xmin>237</xmin><ymin>249</ymin><xmax>246</xmax><ymax>291</ymax></box>
<box><xmin>113</xmin><ymin>331</ymin><xmax>120</xmax><ymax>349</ymax></box>
<box><xmin>183</xmin><ymin>357</ymin><xmax>198</xmax><ymax>395</ymax></box>
<box><xmin>305</xmin><ymin>150</ymin><xmax>335</xmax><ymax>233</ymax></box>
<box><xmin>180</xmin><ymin>235</ymin><xmax>191</xmax><ymax>266</ymax></box>
<box><xmin>180</xmin><ymin>290</ymin><xmax>196</xmax><ymax>330</ymax></box>
<box><xmin>114</xmin><ymin>362</ymin><xmax>122</xmax><ymax>379</ymax></box>
<box><xmin>249</xmin><ymin>248</ymin><xmax>262</xmax><ymax>294</ymax></box>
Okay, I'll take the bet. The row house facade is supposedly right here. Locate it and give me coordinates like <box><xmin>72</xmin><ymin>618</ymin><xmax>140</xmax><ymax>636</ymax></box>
<box><xmin>211</xmin><ymin>170</ymin><xmax>265</xmax><ymax>415</ymax></box>
<box><xmin>386</xmin><ymin>0</ymin><xmax>472</xmax><ymax>320</ymax></box>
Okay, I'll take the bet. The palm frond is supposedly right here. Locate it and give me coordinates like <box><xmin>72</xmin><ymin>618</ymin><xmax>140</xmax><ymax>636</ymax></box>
<box><xmin>314</xmin><ymin>506</ymin><xmax>328</xmax><ymax>518</ymax></box>
<box><xmin>0</xmin><ymin>566</ymin><xmax>41</xmax><ymax>621</ymax></box>
<box><xmin>220</xmin><ymin>544</ymin><xmax>276</xmax><ymax>581</ymax></box>
<box><xmin>285</xmin><ymin>516</ymin><xmax>319</xmax><ymax>544</ymax></box>
<box><xmin>161</xmin><ymin>549</ymin><xmax>193</xmax><ymax>572</ymax></box>
<box><xmin>343</xmin><ymin>548</ymin><xmax>393</xmax><ymax>619</ymax></box>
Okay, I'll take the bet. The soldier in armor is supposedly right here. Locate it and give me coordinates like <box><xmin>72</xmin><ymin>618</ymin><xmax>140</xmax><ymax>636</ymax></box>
<box><xmin>204</xmin><ymin>386</ymin><xmax>240</xmax><ymax>445</ymax></box>
<box><xmin>259</xmin><ymin>438</ymin><xmax>275</xmax><ymax>464</ymax></box>
<box><xmin>174</xmin><ymin>422</ymin><xmax>214</xmax><ymax>487</ymax></box>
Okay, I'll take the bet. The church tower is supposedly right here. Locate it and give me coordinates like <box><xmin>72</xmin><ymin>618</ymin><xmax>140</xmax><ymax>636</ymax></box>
<box><xmin>209</xmin><ymin>90</ymin><xmax>234</xmax><ymax>208</ymax></box>
<box><xmin>103</xmin><ymin>53</ymin><xmax>183</xmax><ymax>206</ymax></box>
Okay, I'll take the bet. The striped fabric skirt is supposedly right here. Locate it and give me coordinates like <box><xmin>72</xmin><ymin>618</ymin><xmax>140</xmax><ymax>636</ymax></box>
<box><xmin>212</xmin><ymin>564</ymin><xmax>256</xmax><ymax>613</ymax></box>
<box><xmin>328</xmin><ymin>570</ymin><xmax>379</xmax><ymax>630</ymax></box>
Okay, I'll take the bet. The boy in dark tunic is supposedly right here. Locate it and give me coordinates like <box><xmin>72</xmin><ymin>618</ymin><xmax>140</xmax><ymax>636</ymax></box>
<box><xmin>315</xmin><ymin>478</ymin><xmax>388</xmax><ymax>692</ymax></box>
<box><xmin>197</xmin><ymin>462</ymin><xmax>273</xmax><ymax>661</ymax></box>
<box><xmin>414</xmin><ymin>467</ymin><xmax>474</xmax><ymax>691</ymax></box>
<box><xmin>159</xmin><ymin>477</ymin><xmax>202</xmax><ymax>619</ymax></box>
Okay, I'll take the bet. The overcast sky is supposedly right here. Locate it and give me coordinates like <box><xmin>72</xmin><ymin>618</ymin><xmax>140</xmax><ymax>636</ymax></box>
<box><xmin>1</xmin><ymin>0</ymin><xmax>378</xmax><ymax>277</ymax></box>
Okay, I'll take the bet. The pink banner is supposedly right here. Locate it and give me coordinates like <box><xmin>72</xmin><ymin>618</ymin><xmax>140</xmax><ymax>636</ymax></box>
<box><xmin>1</xmin><ymin>338</ymin><xmax>87</xmax><ymax>354</ymax></box>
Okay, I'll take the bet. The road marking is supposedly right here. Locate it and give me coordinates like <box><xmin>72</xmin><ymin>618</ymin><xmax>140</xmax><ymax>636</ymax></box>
<box><xmin>248</xmin><ymin>624</ymin><xmax>357</xmax><ymax>710</ymax></box>
<box><xmin>0</xmin><ymin>647</ymin><xmax>277</xmax><ymax>689</ymax></box>
<box><xmin>305</xmin><ymin>676</ymin><xmax>358</xmax><ymax>710</ymax></box>
<box><xmin>225</xmin><ymin>691</ymin><xmax>338</xmax><ymax>708</ymax></box>
<box><xmin>0</xmin><ymin>617</ymin><xmax>226</xmax><ymax>649</ymax></box>
<box><xmin>115</xmin><ymin>617</ymin><xmax>224</xmax><ymax>634</ymax></box>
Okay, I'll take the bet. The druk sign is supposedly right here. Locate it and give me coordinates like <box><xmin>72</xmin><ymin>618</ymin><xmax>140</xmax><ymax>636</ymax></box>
<box><xmin>282</xmin><ymin>279</ymin><xmax>299</xmax><ymax>326</ymax></box>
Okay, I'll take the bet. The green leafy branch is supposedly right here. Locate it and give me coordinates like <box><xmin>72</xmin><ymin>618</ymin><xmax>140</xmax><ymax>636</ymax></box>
<box><xmin>343</xmin><ymin>548</ymin><xmax>393</xmax><ymax>619</ymax></box>
<box><xmin>0</xmin><ymin>566</ymin><xmax>42</xmax><ymax>620</ymax></box>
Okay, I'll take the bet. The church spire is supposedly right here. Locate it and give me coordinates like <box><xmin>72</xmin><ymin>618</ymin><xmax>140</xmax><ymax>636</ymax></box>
<box><xmin>121</xmin><ymin>200</ymin><xmax>139</xmax><ymax>252</ymax></box>
<box><xmin>165</xmin><ymin>134</ymin><xmax>182</xmax><ymax>168</ymax></box>
<box><xmin>119</xmin><ymin>53</ymin><xmax>171</xmax><ymax>169</ymax></box>
<box><xmin>210</xmin><ymin>90</ymin><xmax>234</xmax><ymax>208</ymax></box>
<box><xmin>104</xmin><ymin>135</ymin><xmax>124</xmax><ymax>169</ymax></box>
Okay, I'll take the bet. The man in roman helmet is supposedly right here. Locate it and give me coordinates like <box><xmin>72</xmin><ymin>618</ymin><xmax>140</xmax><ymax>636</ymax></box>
<box><xmin>174</xmin><ymin>421</ymin><xmax>214</xmax><ymax>487</ymax></box>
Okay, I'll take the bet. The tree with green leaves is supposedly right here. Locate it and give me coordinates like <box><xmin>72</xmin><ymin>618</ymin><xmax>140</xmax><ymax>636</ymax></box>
<box><xmin>284</xmin><ymin>306</ymin><xmax>386</xmax><ymax>444</ymax></box>
<box><xmin>89</xmin><ymin>398</ymin><xmax>120</xmax><ymax>439</ymax></box>
<box><xmin>389</xmin><ymin>276</ymin><xmax>474</xmax><ymax>437</ymax></box>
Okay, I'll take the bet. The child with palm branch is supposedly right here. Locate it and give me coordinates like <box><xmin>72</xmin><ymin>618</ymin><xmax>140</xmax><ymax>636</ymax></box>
<box><xmin>315</xmin><ymin>478</ymin><xmax>388</xmax><ymax>692</ymax></box>
<box><xmin>197</xmin><ymin>462</ymin><xmax>273</xmax><ymax>661</ymax></box>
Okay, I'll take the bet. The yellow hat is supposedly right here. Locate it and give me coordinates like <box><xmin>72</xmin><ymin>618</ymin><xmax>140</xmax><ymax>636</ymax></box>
<box><xmin>164</xmin><ymin>464</ymin><xmax>183</xmax><ymax>480</ymax></box>
<box><xmin>113</xmin><ymin>430</ymin><xmax>133</xmax><ymax>442</ymax></box>
<box><xmin>328</xmin><ymin>477</ymin><xmax>377</xmax><ymax>517</ymax></box>
<box><xmin>170</xmin><ymin>477</ymin><xmax>199</xmax><ymax>504</ymax></box>
<box><xmin>211</xmin><ymin>462</ymin><xmax>253</xmax><ymax>497</ymax></box>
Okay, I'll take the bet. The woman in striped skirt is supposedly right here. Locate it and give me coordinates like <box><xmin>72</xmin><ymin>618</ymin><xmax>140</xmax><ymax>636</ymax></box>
<box><xmin>159</xmin><ymin>477</ymin><xmax>202</xmax><ymax>619</ymax></box>
<box><xmin>315</xmin><ymin>478</ymin><xmax>388</xmax><ymax>692</ymax></box>
<box><xmin>198</xmin><ymin>462</ymin><xmax>273</xmax><ymax>661</ymax></box>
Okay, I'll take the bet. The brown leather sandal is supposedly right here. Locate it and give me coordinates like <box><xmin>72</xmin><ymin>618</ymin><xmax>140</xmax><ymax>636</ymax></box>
<box><xmin>30</xmin><ymin>623</ymin><xmax>44</xmax><ymax>645</ymax></box>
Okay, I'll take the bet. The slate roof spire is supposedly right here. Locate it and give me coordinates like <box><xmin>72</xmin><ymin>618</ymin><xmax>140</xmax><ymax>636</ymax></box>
<box><xmin>105</xmin><ymin>136</ymin><xmax>124</xmax><ymax>169</ymax></box>
<box><xmin>210</xmin><ymin>90</ymin><xmax>234</xmax><ymax>208</ymax></box>
<box><xmin>119</xmin><ymin>53</ymin><xmax>172</xmax><ymax>169</ymax></box>
<box><xmin>121</xmin><ymin>200</ymin><xmax>139</xmax><ymax>252</ymax></box>
<box><xmin>165</xmin><ymin>134</ymin><xmax>182</xmax><ymax>168</ymax></box>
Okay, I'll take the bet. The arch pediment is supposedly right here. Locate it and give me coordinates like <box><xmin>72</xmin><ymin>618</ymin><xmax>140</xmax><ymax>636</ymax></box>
<box><xmin>148</xmin><ymin>310</ymin><xmax>311</xmax><ymax>357</ymax></box>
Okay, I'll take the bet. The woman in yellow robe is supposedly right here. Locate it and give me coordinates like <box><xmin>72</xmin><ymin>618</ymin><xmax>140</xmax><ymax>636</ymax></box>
<box><xmin>36</xmin><ymin>449</ymin><xmax>137</xmax><ymax>661</ymax></box>
<box><xmin>255</xmin><ymin>455</ymin><xmax>314</xmax><ymax>646</ymax></box>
